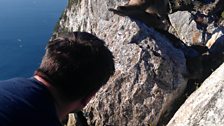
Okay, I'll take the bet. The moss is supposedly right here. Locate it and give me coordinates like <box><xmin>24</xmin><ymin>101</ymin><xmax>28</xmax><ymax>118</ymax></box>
<box><xmin>221</xmin><ymin>11</ymin><xmax>224</xmax><ymax>19</ymax></box>
<box><xmin>53</xmin><ymin>8</ymin><xmax>69</xmax><ymax>33</ymax></box>
<box><xmin>53</xmin><ymin>20</ymin><xmax>61</xmax><ymax>33</ymax></box>
<box><xmin>53</xmin><ymin>0</ymin><xmax>83</xmax><ymax>38</ymax></box>
<box><xmin>68</xmin><ymin>0</ymin><xmax>81</xmax><ymax>9</ymax></box>
<box><xmin>54</xmin><ymin>0</ymin><xmax>82</xmax><ymax>33</ymax></box>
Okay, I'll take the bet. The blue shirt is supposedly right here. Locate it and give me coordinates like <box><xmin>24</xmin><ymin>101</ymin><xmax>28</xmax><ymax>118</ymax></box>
<box><xmin>0</xmin><ymin>78</ymin><xmax>62</xmax><ymax>126</ymax></box>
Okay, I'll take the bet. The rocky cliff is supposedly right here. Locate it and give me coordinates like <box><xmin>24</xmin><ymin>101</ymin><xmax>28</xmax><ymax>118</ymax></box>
<box><xmin>54</xmin><ymin>0</ymin><xmax>224</xmax><ymax>125</ymax></box>
<box><xmin>167</xmin><ymin>62</ymin><xmax>224</xmax><ymax>126</ymax></box>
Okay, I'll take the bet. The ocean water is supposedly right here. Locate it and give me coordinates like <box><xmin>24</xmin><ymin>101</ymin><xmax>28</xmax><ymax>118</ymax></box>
<box><xmin>0</xmin><ymin>0</ymin><xmax>67</xmax><ymax>80</ymax></box>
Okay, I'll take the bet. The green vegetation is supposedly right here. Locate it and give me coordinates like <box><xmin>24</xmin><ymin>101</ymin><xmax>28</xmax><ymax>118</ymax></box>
<box><xmin>68</xmin><ymin>0</ymin><xmax>81</xmax><ymax>9</ymax></box>
<box><xmin>221</xmin><ymin>11</ymin><xmax>224</xmax><ymax>19</ymax></box>
<box><xmin>53</xmin><ymin>9</ymin><xmax>67</xmax><ymax>32</ymax></box>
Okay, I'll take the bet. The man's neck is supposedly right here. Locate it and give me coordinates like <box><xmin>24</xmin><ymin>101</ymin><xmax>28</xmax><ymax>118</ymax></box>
<box><xmin>34</xmin><ymin>75</ymin><xmax>51</xmax><ymax>89</ymax></box>
<box><xmin>33</xmin><ymin>75</ymin><xmax>82</xmax><ymax>121</ymax></box>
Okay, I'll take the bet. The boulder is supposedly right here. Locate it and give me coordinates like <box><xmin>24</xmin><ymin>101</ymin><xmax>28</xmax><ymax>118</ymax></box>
<box><xmin>206</xmin><ymin>28</ymin><xmax>224</xmax><ymax>49</ymax></box>
<box><xmin>167</xmin><ymin>63</ymin><xmax>224</xmax><ymax>126</ymax></box>
<box><xmin>55</xmin><ymin>0</ymin><xmax>188</xmax><ymax>125</ymax></box>
<box><xmin>168</xmin><ymin>11</ymin><xmax>204</xmax><ymax>45</ymax></box>
<box><xmin>168</xmin><ymin>0</ymin><xmax>224</xmax><ymax>46</ymax></box>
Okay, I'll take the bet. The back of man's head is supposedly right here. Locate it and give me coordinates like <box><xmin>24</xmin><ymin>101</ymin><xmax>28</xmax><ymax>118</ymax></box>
<box><xmin>35</xmin><ymin>32</ymin><xmax>115</xmax><ymax>101</ymax></box>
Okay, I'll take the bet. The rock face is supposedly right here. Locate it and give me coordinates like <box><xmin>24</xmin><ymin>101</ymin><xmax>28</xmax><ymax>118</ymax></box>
<box><xmin>55</xmin><ymin>0</ymin><xmax>188</xmax><ymax>125</ymax></box>
<box><xmin>169</xmin><ymin>10</ymin><xmax>224</xmax><ymax>46</ymax></box>
<box><xmin>168</xmin><ymin>0</ymin><xmax>224</xmax><ymax>46</ymax></box>
<box><xmin>169</xmin><ymin>11</ymin><xmax>204</xmax><ymax>45</ymax></box>
<box><xmin>167</xmin><ymin>63</ymin><xmax>224</xmax><ymax>126</ymax></box>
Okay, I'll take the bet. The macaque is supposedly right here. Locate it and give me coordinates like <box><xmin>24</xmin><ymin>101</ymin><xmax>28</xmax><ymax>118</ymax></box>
<box><xmin>109</xmin><ymin>0</ymin><xmax>194</xmax><ymax>30</ymax></box>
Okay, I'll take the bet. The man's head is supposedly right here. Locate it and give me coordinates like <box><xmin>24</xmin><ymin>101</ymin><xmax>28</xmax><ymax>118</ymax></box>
<box><xmin>35</xmin><ymin>32</ymin><xmax>115</xmax><ymax>102</ymax></box>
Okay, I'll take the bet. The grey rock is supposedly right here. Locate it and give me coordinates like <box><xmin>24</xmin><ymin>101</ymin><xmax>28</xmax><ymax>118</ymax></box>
<box><xmin>194</xmin><ymin>0</ymin><xmax>224</xmax><ymax>16</ymax></box>
<box><xmin>167</xmin><ymin>63</ymin><xmax>224</xmax><ymax>126</ymax></box>
<box><xmin>168</xmin><ymin>11</ymin><xmax>204</xmax><ymax>45</ymax></box>
<box><xmin>56</xmin><ymin>0</ymin><xmax>188</xmax><ymax>125</ymax></box>
<box><xmin>206</xmin><ymin>29</ymin><xmax>224</xmax><ymax>54</ymax></box>
<box><xmin>168</xmin><ymin>0</ymin><xmax>224</xmax><ymax>47</ymax></box>
<box><xmin>206</xmin><ymin>23</ymin><xmax>218</xmax><ymax>35</ymax></box>
<box><xmin>84</xmin><ymin>26</ymin><xmax>187</xmax><ymax>125</ymax></box>
<box><xmin>67</xmin><ymin>113</ymin><xmax>75</xmax><ymax>126</ymax></box>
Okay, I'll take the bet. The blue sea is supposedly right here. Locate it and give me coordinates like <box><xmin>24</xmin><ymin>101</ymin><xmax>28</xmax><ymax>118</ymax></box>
<box><xmin>0</xmin><ymin>0</ymin><xmax>67</xmax><ymax>80</ymax></box>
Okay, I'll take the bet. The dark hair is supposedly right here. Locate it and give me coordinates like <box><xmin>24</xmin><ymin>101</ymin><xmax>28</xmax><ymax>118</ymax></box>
<box><xmin>35</xmin><ymin>32</ymin><xmax>115</xmax><ymax>101</ymax></box>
